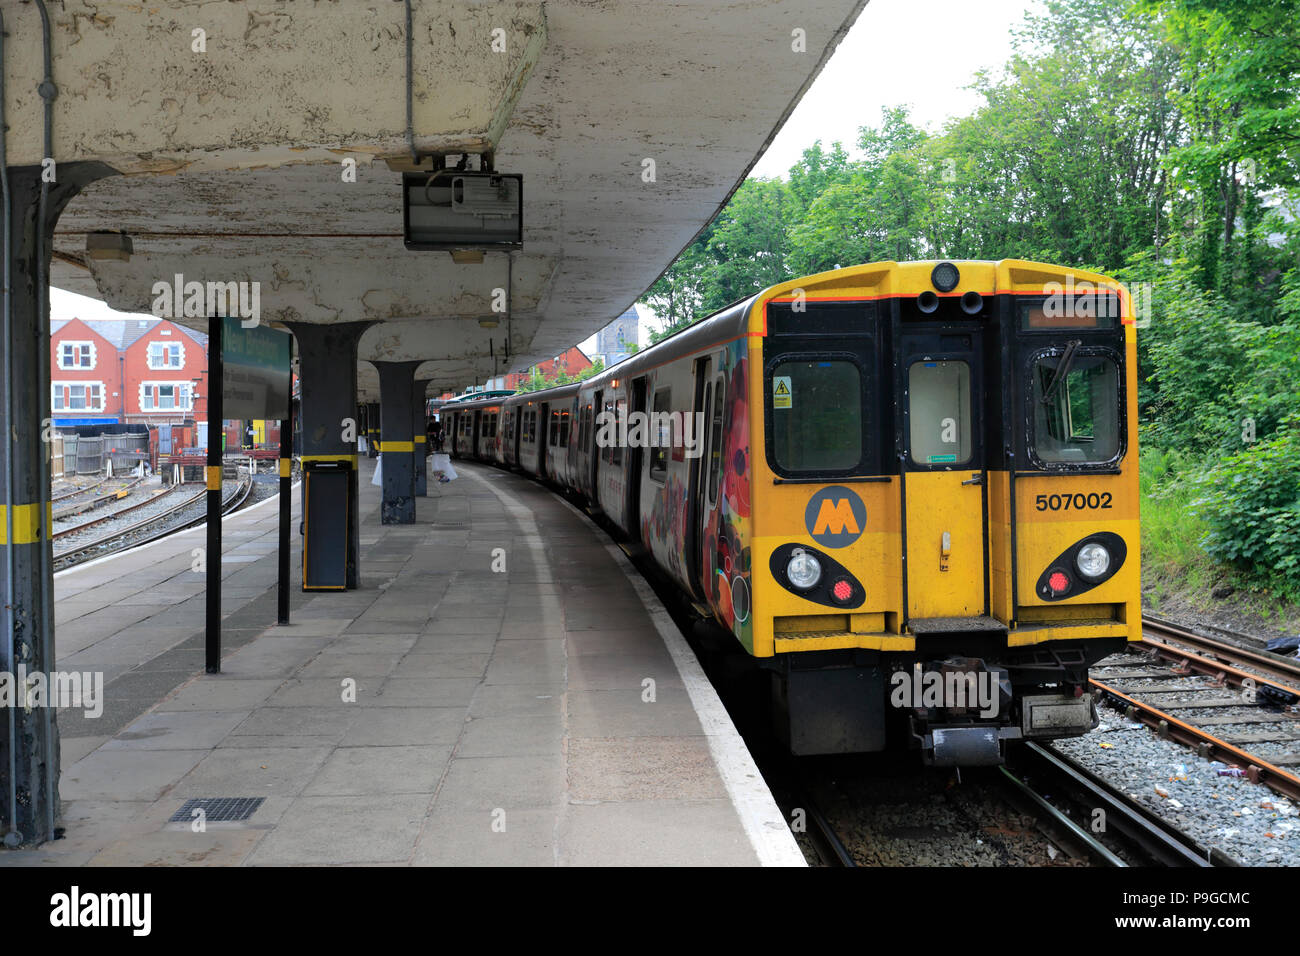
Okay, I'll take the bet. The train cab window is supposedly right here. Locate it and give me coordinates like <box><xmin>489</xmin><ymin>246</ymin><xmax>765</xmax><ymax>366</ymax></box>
<box><xmin>1031</xmin><ymin>352</ymin><xmax>1121</xmax><ymax>464</ymax></box>
<box><xmin>770</xmin><ymin>360</ymin><xmax>861</xmax><ymax>473</ymax></box>
<box><xmin>649</xmin><ymin>388</ymin><xmax>671</xmax><ymax>482</ymax></box>
<box><xmin>908</xmin><ymin>360</ymin><xmax>972</xmax><ymax>466</ymax></box>
<box><xmin>707</xmin><ymin>376</ymin><xmax>724</xmax><ymax>502</ymax></box>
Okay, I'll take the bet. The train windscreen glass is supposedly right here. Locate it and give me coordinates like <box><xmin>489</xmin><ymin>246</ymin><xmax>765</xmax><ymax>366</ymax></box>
<box><xmin>1031</xmin><ymin>354</ymin><xmax>1121</xmax><ymax>463</ymax></box>
<box><xmin>770</xmin><ymin>360</ymin><xmax>860</xmax><ymax>472</ymax></box>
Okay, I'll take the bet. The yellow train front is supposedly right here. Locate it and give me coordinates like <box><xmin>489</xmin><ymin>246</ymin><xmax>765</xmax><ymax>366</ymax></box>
<box><xmin>748</xmin><ymin>259</ymin><xmax>1139</xmax><ymax>764</ymax></box>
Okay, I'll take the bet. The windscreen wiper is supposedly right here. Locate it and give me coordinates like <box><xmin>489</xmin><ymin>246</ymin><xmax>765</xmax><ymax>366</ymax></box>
<box><xmin>1040</xmin><ymin>339</ymin><xmax>1083</xmax><ymax>405</ymax></box>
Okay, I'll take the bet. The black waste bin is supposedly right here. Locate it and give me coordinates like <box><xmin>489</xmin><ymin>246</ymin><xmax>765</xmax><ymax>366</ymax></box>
<box><xmin>303</xmin><ymin>459</ymin><xmax>351</xmax><ymax>590</ymax></box>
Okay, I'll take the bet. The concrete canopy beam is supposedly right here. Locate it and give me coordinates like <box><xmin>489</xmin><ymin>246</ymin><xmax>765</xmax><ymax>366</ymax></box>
<box><xmin>47</xmin><ymin>0</ymin><xmax>871</xmax><ymax>394</ymax></box>
<box><xmin>3</xmin><ymin>1</ymin><xmax>548</xmax><ymax>172</ymax></box>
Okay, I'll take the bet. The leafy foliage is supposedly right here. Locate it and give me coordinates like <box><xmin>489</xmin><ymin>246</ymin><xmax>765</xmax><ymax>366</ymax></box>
<box><xmin>633</xmin><ymin>0</ymin><xmax>1300</xmax><ymax>593</ymax></box>
<box><xmin>1193</xmin><ymin>422</ymin><xmax>1300</xmax><ymax>594</ymax></box>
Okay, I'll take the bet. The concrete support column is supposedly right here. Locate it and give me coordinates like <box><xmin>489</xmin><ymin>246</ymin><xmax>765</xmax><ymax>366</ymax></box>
<box><xmin>412</xmin><ymin>379</ymin><xmax>430</xmax><ymax>496</ymax></box>
<box><xmin>286</xmin><ymin>321</ymin><xmax>370</xmax><ymax>590</ymax></box>
<box><xmin>1</xmin><ymin>162</ymin><xmax>114</xmax><ymax>846</ymax></box>
<box><xmin>372</xmin><ymin>362</ymin><xmax>421</xmax><ymax>524</ymax></box>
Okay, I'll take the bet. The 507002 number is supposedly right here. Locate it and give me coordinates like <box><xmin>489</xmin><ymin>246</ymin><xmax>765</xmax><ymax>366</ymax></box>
<box><xmin>1035</xmin><ymin>492</ymin><xmax>1112</xmax><ymax>511</ymax></box>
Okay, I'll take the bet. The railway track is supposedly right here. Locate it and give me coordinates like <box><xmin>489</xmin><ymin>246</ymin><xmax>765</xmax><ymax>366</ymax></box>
<box><xmin>54</xmin><ymin>479</ymin><xmax>254</xmax><ymax>572</ymax></box>
<box><xmin>51</xmin><ymin>476</ymin><xmax>146</xmax><ymax>522</ymax></box>
<box><xmin>797</xmin><ymin>788</ymin><xmax>857</xmax><ymax>867</ymax></box>
<box><xmin>50</xmin><ymin>477</ymin><xmax>108</xmax><ymax>503</ymax></box>
<box><xmin>1087</xmin><ymin>619</ymin><xmax>1300</xmax><ymax>802</ymax></box>
<box><xmin>1143</xmin><ymin>615</ymin><xmax>1300</xmax><ymax>689</ymax></box>
<box><xmin>53</xmin><ymin>480</ymin><xmax>172</xmax><ymax>538</ymax></box>
<box><xmin>1002</xmin><ymin>741</ymin><xmax>1230</xmax><ymax>867</ymax></box>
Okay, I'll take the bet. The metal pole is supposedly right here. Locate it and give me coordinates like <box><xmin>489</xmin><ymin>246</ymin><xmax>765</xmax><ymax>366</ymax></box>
<box><xmin>0</xmin><ymin>8</ymin><xmax>18</xmax><ymax>847</ymax></box>
<box><xmin>205</xmin><ymin>315</ymin><xmax>223</xmax><ymax>673</ymax></box>
<box><xmin>277</xmin><ymin>341</ymin><xmax>293</xmax><ymax>625</ymax></box>
<box><xmin>34</xmin><ymin>0</ymin><xmax>59</xmax><ymax>844</ymax></box>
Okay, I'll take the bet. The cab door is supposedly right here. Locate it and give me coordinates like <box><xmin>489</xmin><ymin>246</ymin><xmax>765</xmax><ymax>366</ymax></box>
<box><xmin>900</xmin><ymin>327</ymin><xmax>987</xmax><ymax>623</ymax></box>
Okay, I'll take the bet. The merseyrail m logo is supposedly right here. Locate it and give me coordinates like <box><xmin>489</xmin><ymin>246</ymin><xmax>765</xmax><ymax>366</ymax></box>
<box><xmin>804</xmin><ymin>486</ymin><xmax>867</xmax><ymax>548</ymax></box>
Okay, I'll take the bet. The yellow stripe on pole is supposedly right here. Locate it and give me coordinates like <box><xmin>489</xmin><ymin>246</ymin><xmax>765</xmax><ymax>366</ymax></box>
<box><xmin>206</xmin><ymin>466</ymin><xmax>223</xmax><ymax>490</ymax></box>
<box><xmin>0</xmin><ymin>503</ymin><xmax>46</xmax><ymax>544</ymax></box>
<box><xmin>413</xmin><ymin>435</ymin><xmax>426</xmax><ymax>443</ymax></box>
<box><xmin>279</xmin><ymin>458</ymin><xmax>291</xmax><ymax>478</ymax></box>
<box><xmin>378</xmin><ymin>441</ymin><xmax>414</xmax><ymax>452</ymax></box>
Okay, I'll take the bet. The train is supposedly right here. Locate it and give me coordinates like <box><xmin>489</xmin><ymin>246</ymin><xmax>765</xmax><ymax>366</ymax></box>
<box><xmin>443</xmin><ymin>259</ymin><xmax>1140</xmax><ymax>765</ymax></box>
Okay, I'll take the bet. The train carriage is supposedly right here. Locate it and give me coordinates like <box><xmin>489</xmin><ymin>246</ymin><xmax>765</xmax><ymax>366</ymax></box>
<box><xmin>450</xmin><ymin>259</ymin><xmax>1139</xmax><ymax>764</ymax></box>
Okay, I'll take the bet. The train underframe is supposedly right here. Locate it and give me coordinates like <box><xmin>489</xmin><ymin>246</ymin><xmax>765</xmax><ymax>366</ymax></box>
<box><xmin>765</xmin><ymin>635</ymin><xmax>1126</xmax><ymax>764</ymax></box>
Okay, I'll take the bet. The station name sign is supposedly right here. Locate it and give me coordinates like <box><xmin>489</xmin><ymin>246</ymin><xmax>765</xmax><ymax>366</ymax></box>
<box><xmin>222</xmin><ymin>317</ymin><xmax>291</xmax><ymax>421</ymax></box>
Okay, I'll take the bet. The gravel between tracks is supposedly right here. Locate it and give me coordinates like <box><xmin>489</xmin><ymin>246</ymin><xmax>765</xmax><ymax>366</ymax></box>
<box><xmin>1053</xmin><ymin>704</ymin><xmax>1300</xmax><ymax>866</ymax></box>
<box><xmin>798</xmin><ymin>759</ymin><xmax>1085</xmax><ymax>866</ymax></box>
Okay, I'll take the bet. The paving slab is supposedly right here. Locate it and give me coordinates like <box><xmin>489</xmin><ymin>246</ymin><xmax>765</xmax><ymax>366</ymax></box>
<box><xmin>1</xmin><ymin>460</ymin><xmax>795</xmax><ymax>867</ymax></box>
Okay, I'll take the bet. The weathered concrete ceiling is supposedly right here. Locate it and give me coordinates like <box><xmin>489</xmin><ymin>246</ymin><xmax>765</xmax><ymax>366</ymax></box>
<box><xmin>21</xmin><ymin>0</ymin><xmax>870</xmax><ymax>397</ymax></box>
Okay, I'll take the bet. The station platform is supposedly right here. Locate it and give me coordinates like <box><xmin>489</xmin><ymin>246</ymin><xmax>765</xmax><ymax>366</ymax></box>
<box><xmin>2</xmin><ymin>458</ymin><xmax>800</xmax><ymax>867</ymax></box>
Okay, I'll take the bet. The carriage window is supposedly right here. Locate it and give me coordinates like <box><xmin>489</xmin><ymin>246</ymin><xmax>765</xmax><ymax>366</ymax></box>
<box><xmin>559</xmin><ymin>409</ymin><xmax>571</xmax><ymax>447</ymax></box>
<box><xmin>770</xmin><ymin>360</ymin><xmax>861</xmax><ymax>473</ymax></box>
<box><xmin>612</xmin><ymin>398</ymin><xmax>626</xmax><ymax>465</ymax></box>
<box><xmin>1031</xmin><ymin>353</ymin><xmax>1121</xmax><ymax>464</ymax></box>
<box><xmin>909</xmin><ymin>361</ymin><xmax>971</xmax><ymax>466</ymax></box>
<box><xmin>649</xmin><ymin>388</ymin><xmax>671</xmax><ymax>482</ymax></box>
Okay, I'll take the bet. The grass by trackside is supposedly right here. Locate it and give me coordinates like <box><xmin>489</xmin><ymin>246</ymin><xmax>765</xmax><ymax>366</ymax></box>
<box><xmin>1139</xmin><ymin>447</ymin><xmax>1300</xmax><ymax>629</ymax></box>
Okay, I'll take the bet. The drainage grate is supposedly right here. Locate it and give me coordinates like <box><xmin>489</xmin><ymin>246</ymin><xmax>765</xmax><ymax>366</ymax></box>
<box><xmin>169</xmin><ymin>797</ymin><xmax>265</xmax><ymax>823</ymax></box>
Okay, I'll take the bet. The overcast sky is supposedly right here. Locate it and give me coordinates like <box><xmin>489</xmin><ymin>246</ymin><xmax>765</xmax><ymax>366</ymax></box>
<box><xmin>55</xmin><ymin>0</ymin><xmax>1041</xmax><ymax>366</ymax></box>
<box><xmin>604</xmin><ymin>0</ymin><xmax>1040</xmax><ymax>350</ymax></box>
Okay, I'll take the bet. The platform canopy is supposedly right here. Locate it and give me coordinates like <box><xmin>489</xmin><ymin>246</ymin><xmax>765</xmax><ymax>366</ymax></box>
<box><xmin>5</xmin><ymin>0</ymin><xmax>871</xmax><ymax>397</ymax></box>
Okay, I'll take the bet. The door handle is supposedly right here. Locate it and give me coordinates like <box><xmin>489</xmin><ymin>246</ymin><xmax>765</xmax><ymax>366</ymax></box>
<box><xmin>961</xmin><ymin>473</ymin><xmax>983</xmax><ymax>486</ymax></box>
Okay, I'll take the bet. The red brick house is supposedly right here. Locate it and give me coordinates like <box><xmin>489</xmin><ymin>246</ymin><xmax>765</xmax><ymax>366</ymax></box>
<box><xmin>50</xmin><ymin>318</ymin><xmax>127</xmax><ymax>425</ymax></box>
<box><xmin>503</xmin><ymin>346</ymin><xmax>593</xmax><ymax>390</ymax></box>
<box><xmin>121</xmin><ymin>319</ymin><xmax>208</xmax><ymax>424</ymax></box>
<box><xmin>50</xmin><ymin>317</ymin><xmax>209</xmax><ymax>425</ymax></box>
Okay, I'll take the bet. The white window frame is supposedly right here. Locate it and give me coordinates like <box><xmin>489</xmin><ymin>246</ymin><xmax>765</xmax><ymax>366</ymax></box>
<box><xmin>57</xmin><ymin>340</ymin><xmax>96</xmax><ymax>370</ymax></box>
<box><xmin>139</xmin><ymin>381</ymin><xmax>193</xmax><ymax>412</ymax></box>
<box><xmin>52</xmin><ymin>381</ymin><xmax>105</xmax><ymax>413</ymax></box>
<box><xmin>146</xmin><ymin>340</ymin><xmax>185</xmax><ymax>370</ymax></box>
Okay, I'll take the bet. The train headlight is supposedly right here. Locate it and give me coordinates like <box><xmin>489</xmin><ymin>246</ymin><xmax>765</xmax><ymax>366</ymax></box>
<box><xmin>931</xmin><ymin>261</ymin><xmax>960</xmax><ymax>293</ymax></box>
<box><xmin>787</xmin><ymin>548</ymin><xmax>822</xmax><ymax>590</ymax></box>
<box><xmin>1076</xmin><ymin>542</ymin><xmax>1111</xmax><ymax>580</ymax></box>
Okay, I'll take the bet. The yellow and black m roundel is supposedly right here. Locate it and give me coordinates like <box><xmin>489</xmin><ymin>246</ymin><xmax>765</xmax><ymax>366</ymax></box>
<box><xmin>804</xmin><ymin>486</ymin><xmax>866</xmax><ymax>548</ymax></box>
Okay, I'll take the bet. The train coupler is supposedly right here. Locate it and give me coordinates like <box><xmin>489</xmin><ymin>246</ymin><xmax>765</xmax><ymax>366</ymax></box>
<box><xmin>913</xmin><ymin>723</ymin><xmax>1023</xmax><ymax>767</ymax></box>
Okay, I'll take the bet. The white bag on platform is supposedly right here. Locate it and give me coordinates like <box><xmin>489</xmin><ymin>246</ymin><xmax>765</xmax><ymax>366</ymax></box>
<box><xmin>431</xmin><ymin>453</ymin><xmax>457</xmax><ymax>482</ymax></box>
<box><xmin>370</xmin><ymin>456</ymin><xmax>383</xmax><ymax>486</ymax></box>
